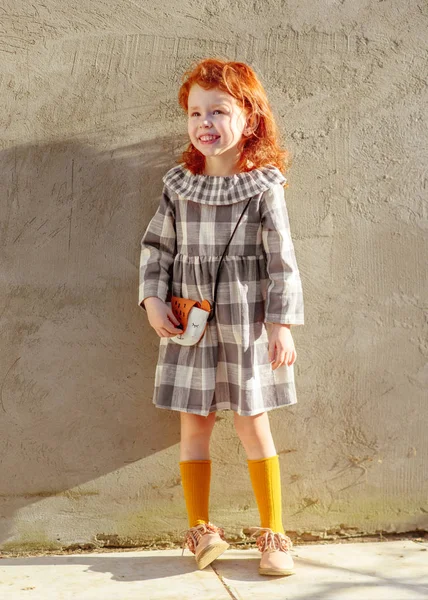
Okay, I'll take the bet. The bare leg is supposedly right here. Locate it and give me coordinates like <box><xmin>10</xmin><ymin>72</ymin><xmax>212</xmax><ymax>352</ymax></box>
<box><xmin>233</xmin><ymin>411</ymin><xmax>277</xmax><ymax>459</ymax></box>
<box><xmin>180</xmin><ymin>411</ymin><xmax>216</xmax><ymax>460</ymax></box>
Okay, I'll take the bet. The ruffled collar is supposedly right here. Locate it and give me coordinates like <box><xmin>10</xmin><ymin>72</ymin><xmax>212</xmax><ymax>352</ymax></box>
<box><xmin>162</xmin><ymin>163</ymin><xmax>287</xmax><ymax>205</ymax></box>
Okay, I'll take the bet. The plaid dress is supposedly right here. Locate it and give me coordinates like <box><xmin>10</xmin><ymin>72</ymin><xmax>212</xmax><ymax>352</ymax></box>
<box><xmin>138</xmin><ymin>164</ymin><xmax>304</xmax><ymax>416</ymax></box>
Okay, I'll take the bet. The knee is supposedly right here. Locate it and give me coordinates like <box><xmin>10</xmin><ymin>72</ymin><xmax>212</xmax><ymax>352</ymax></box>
<box><xmin>181</xmin><ymin>411</ymin><xmax>216</xmax><ymax>440</ymax></box>
<box><xmin>233</xmin><ymin>412</ymin><xmax>257</xmax><ymax>438</ymax></box>
<box><xmin>233</xmin><ymin>411</ymin><xmax>269</xmax><ymax>440</ymax></box>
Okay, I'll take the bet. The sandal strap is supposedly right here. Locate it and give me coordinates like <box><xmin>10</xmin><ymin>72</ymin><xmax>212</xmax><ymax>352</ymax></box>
<box><xmin>181</xmin><ymin>522</ymin><xmax>226</xmax><ymax>556</ymax></box>
<box><xmin>248</xmin><ymin>527</ymin><xmax>293</xmax><ymax>553</ymax></box>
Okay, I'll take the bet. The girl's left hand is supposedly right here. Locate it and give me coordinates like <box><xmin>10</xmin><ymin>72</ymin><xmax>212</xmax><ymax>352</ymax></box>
<box><xmin>267</xmin><ymin>324</ymin><xmax>297</xmax><ymax>370</ymax></box>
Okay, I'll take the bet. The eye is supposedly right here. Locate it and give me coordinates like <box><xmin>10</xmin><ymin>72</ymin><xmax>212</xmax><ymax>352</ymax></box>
<box><xmin>189</xmin><ymin>110</ymin><xmax>222</xmax><ymax>117</ymax></box>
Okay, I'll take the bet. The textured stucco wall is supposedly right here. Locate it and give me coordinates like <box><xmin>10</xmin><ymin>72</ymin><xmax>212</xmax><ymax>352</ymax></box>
<box><xmin>1</xmin><ymin>1</ymin><xmax>427</xmax><ymax>552</ymax></box>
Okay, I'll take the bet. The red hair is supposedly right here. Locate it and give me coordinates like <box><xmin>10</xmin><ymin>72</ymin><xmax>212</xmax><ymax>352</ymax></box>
<box><xmin>177</xmin><ymin>58</ymin><xmax>290</xmax><ymax>180</ymax></box>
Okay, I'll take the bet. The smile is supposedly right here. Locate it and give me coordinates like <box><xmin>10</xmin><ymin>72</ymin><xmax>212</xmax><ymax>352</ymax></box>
<box><xmin>199</xmin><ymin>135</ymin><xmax>220</xmax><ymax>144</ymax></box>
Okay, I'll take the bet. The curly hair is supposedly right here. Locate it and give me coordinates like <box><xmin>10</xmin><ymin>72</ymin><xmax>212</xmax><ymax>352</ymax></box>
<box><xmin>177</xmin><ymin>58</ymin><xmax>290</xmax><ymax>179</ymax></box>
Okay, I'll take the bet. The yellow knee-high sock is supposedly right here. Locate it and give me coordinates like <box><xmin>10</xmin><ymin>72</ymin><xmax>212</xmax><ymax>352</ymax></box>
<box><xmin>247</xmin><ymin>454</ymin><xmax>285</xmax><ymax>534</ymax></box>
<box><xmin>179</xmin><ymin>459</ymin><xmax>211</xmax><ymax>528</ymax></box>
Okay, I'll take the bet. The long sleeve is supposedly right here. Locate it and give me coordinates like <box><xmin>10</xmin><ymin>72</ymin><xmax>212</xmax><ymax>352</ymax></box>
<box><xmin>260</xmin><ymin>184</ymin><xmax>304</xmax><ymax>325</ymax></box>
<box><xmin>138</xmin><ymin>186</ymin><xmax>176</xmax><ymax>311</ymax></box>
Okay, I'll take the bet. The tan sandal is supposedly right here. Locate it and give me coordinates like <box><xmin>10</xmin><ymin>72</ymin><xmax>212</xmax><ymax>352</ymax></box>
<box><xmin>181</xmin><ymin>521</ymin><xmax>229</xmax><ymax>570</ymax></box>
<box><xmin>248</xmin><ymin>526</ymin><xmax>295</xmax><ymax>576</ymax></box>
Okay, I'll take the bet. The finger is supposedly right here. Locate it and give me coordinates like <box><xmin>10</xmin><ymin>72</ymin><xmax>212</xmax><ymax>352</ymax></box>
<box><xmin>272</xmin><ymin>352</ymin><xmax>286</xmax><ymax>369</ymax></box>
<box><xmin>270</xmin><ymin>346</ymin><xmax>279</xmax><ymax>367</ymax></box>
<box><xmin>168</xmin><ymin>312</ymin><xmax>182</xmax><ymax>328</ymax></box>
<box><xmin>271</xmin><ymin>346</ymin><xmax>284</xmax><ymax>361</ymax></box>
<box><xmin>164</xmin><ymin>321</ymin><xmax>183</xmax><ymax>333</ymax></box>
<box><xmin>166</xmin><ymin>325</ymin><xmax>183</xmax><ymax>334</ymax></box>
<box><xmin>159</xmin><ymin>327</ymin><xmax>176</xmax><ymax>337</ymax></box>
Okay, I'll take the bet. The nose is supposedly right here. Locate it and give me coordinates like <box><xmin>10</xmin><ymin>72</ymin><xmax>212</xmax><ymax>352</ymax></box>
<box><xmin>197</xmin><ymin>116</ymin><xmax>214</xmax><ymax>134</ymax></box>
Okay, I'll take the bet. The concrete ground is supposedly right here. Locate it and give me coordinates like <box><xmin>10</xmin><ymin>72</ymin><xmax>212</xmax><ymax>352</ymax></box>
<box><xmin>0</xmin><ymin>539</ymin><xmax>427</xmax><ymax>599</ymax></box>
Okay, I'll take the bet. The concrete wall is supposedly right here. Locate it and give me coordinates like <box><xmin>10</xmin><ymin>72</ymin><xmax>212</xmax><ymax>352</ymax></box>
<box><xmin>1</xmin><ymin>1</ymin><xmax>427</xmax><ymax>552</ymax></box>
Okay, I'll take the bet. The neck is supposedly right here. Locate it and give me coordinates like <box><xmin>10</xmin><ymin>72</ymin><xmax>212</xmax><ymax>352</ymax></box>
<box><xmin>203</xmin><ymin>152</ymin><xmax>242</xmax><ymax>176</ymax></box>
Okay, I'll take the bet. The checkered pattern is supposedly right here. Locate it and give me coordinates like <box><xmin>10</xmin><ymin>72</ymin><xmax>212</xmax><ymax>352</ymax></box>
<box><xmin>162</xmin><ymin>163</ymin><xmax>291</xmax><ymax>205</ymax></box>
<box><xmin>139</xmin><ymin>164</ymin><xmax>304</xmax><ymax>416</ymax></box>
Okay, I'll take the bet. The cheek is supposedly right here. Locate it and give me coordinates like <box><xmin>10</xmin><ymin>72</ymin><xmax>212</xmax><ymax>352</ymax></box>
<box><xmin>218</xmin><ymin>119</ymin><xmax>235</xmax><ymax>137</ymax></box>
<box><xmin>229</xmin><ymin>116</ymin><xmax>244</xmax><ymax>135</ymax></box>
<box><xmin>236</xmin><ymin>116</ymin><xmax>247</xmax><ymax>132</ymax></box>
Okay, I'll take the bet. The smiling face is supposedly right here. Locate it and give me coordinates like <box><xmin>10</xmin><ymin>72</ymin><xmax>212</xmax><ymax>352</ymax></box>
<box><xmin>187</xmin><ymin>84</ymin><xmax>250</xmax><ymax>175</ymax></box>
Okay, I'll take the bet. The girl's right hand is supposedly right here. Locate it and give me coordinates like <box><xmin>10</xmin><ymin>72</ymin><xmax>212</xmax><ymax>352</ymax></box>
<box><xmin>143</xmin><ymin>297</ymin><xmax>183</xmax><ymax>338</ymax></box>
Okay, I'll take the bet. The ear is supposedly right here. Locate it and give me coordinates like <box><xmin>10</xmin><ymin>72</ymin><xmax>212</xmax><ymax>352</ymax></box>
<box><xmin>244</xmin><ymin>112</ymin><xmax>260</xmax><ymax>136</ymax></box>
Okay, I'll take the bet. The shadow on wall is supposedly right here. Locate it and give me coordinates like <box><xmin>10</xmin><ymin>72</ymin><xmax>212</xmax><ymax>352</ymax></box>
<box><xmin>0</xmin><ymin>134</ymin><xmax>189</xmax><ymax>546</ymax></box>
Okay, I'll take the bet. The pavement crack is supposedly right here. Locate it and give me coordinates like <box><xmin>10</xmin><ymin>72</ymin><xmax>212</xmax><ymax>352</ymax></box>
<box><xmin>210</xmin><ymin>563</ymin><xmax>240</xmax><ymax>600</ymax></box>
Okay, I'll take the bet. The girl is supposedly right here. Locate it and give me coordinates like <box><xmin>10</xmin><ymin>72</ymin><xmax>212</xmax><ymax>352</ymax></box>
<box><xmin>139</xmin><ymin>58</ymin><xmax>304</xmax><ymax>577</ymax></box>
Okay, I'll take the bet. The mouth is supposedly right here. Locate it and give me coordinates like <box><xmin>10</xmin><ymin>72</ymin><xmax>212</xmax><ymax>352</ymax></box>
<box><xmin>198</xmin><ymin>134</ymin><xmax>220</xmax><ymax>144</ymax></box>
